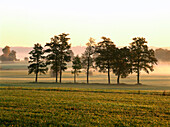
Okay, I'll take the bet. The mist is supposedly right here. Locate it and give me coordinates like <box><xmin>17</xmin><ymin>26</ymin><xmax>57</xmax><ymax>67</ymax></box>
<box><xmin>151</xmin><ymin>62</ymin><xmax>170</xmax><ymax>75</ymax></box>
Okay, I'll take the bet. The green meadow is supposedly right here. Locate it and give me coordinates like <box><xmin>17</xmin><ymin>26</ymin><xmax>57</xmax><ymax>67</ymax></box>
<box><xmin>0</xmin><ymin>87</ymin><xmax>170</xmax><ymax>126</ymax></box>
<box><xmin>1</xmin><ymin>69</ymin><xmax>170</xmax><ymax>87</ymax></box>
<box><xmin>0</xmin><ymin>63</ymin><xmax>170</xmax><ymax>126</ymax></box>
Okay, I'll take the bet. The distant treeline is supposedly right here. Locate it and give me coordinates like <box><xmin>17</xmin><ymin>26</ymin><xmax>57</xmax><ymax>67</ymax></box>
<box><xmin>155</xmin><ymin>48</ymin><xmax>170</xmax><ymax>62</ymax></box>
<box><xmin>1</xmin><ymin>46</ymin><xmax>169</xmax><ymax>62</ymax></box>
<box><xmin>0</xmin><ymin>46</ymin><xmax>18</xmax><ymax>61</ymax></box>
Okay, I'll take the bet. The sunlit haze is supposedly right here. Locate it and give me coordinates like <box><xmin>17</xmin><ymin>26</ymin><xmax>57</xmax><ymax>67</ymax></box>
<box><xmin>0</xmin><ymin>0</ymin><xmax>170</xmax><ymax>47</ymax></box>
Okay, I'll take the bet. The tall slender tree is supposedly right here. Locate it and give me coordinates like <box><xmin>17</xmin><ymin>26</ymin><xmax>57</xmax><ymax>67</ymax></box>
<box><xmin>71</xmin><ymin>55</ymin><xmax>82</xmax><ymax>83</ymax></box>
<box><xmin>28</xmin><ymin>43</ymin><xmax>48</xmax><ymax>82</ymax></box>
<box><xmin>129</xmin><ymin>37</ymin><xmax>158</xmax><ymax>85</ymax></box>
<box><xmin>95</xmin><ymin>37</ymin><xmax>116</xmax><ymax>84</ymax></box>
<box><xmin>45</xmin><ymin>35</ymin><xmax>60</xmax><ymax>83</ymax></box>
<box><xmin>81</xmin><ymin>37</ymin><xmax>96</xmax><ymax>84</ymax></box>
<box><xmin>58</xmin><ymin>33</ymin><xmax>71</xmax><ymax>83</ymax></box>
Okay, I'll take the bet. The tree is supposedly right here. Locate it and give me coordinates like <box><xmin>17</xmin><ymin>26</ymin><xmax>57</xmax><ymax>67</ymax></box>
<box><xmin>8</xmin><ymin>50</ymin><xmax>17</xmax><ymax>61</ymax></box>
<box><xmin>68</xmin><ymin>50</ymin><xmax>74</xmax><ymax>61</ymax></box>
<box><xmin>95</xmin><ymin>37</ymin><xmax>117</xmax><ymax>84</ymax></box>
<box><xmin>155</xmin><ymin>48</ymin><xmax>170</xmax><ymax>62</ymax></box>
<box><xmin>45</xmin><ymin>33</ymin><xmax>71</xmax><ymax>83</ymax></box>
<box><xmin>58</xmin><ymin>33</ymin><xmax>71</xmax><ymax>83</ymax></box>
<box><xmin>28</xmin><ymin>43</ymin><xmax>48</xmax><ymax>82</ymax></box>
<box><xmin>129</xmin><ymin>37</ymin><xmax>158</xmax><ymax>85</ymax></box>
<box><xmin>45</xmin><ymin>35</ymin><xmax>60</xmax><ymax>83</ymax></box>
<box><xmin>81</xmin><ymin>37</ymin><xmax>96</xmax><ymax>84</ymax></box>
<box><xmin>71</xmin><ymin>55</ymin><xmax>82</xmax><ymax>83</ymax></box>
<box><xmin>24</xmin><ymin>57</ymin><xmax>29</xmax><ymax>62</ymax></box>
<box><xmin>2</xmin><ymin>46</ymin><xmax>10</xmax><ymax>57</ymax></box>
<box><xmin>113</xmin><ymin>47</ymin><xmax>132</xmax><ymax>84</ymax></box>
<box><xmin>0</xmin><ymin>46</ymin><xmax>17</xmax><ymax>61</ymax></box>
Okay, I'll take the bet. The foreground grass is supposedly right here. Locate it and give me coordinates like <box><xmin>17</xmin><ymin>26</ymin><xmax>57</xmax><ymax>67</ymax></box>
<box><xmin>0</xmin><ymin>87</ymin><xmax>169</xmax><ymax>126</ymax></box>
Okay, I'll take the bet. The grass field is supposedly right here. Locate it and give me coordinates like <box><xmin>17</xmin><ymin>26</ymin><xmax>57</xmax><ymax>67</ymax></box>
<box><xmin>1</xmin><ymin>69</ymin><xmax>170</xmax><ymax>87</ymax></box>
<box><xmin>0</xmin><ymin>87</ymin><xmax>169</xmax><ymax>126</ymax></box>
<box><xmin>1</xmin><ymin>62</ymin><xmax>170</xmax><ymax>86</ymax></box>
<box><xmin>0</xmin><ymin>63</ymin><xmax>170</xmax><ymax>126</ymax></box>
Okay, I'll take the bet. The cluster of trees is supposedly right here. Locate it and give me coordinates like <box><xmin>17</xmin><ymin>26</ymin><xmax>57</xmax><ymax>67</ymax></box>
<box><xmin>155</xmin><ymin>48</ymin><xmax>170</xmax><ymax>62</ymax></box>
<box><xmin>28</xmin><ymin>33</ymin><xmax>158</xmax><ymax>85</ymax></box>
<box><xmin>0</xmin><ymin>46</ymin><xmax>17</xmax><ymax>61</ymax></box>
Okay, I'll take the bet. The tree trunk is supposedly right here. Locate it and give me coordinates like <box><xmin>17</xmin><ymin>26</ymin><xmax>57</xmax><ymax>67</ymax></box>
<box><xmin>35</xmin><ymin>61</ymin><xmax>38</xmax><ymax>83</ymax></box>
<box><xmin>108</xmin><ymin>63</ymin><xmax>110</xmax><ymax>84</ymax></box>
<box><xmin>74</xmin><ymin>73</ymin><xmax>76</xmax><ymax>83</ymax></box>
<box><xmin>87</xmin><ymin>67</ymin><xmax>89</xmax><ymax>84</ymax></box>
<box><xmin>137</xmin><ymin>60</ymin><xmax>140</xmax><ymax>85</ymax></box>
<box><xmin>108</xmin><ymin>68</ymin><xmax>110</xmax><ymax>84</ymax></box>
<box><xmin>60</xmin><ymin>69</ymin><xmax>62</xmax><ymax>83</ymax></box>
<box><xmin>55</xmin><ymin>58</ymin><xmax>58</xmax><ymax>83</ymax></box>
<box><xmin>137</xmin><ymin>70</ymin><xmax>140</xmax><ymax>85</ymax></box>
<box><xmin>55</xmin><ymin>70</ymin><xmax>58</xmax><ymax>83</ymax></box>
<box><xmin>59</xmin><ymin>56</ymin><xmax>62</xmax><ymax>83</ymax></box>
<box><xmin>87</xmin><ymin>57</ymin><xmax>90</xmax><ymax>84</ymax></box>
<box><xmin>117</xmin><ymin>74</ymin><xmax>120</xmax><ymax>84</ymax></box>
<box><xmin>35</xmin><ymin>71</ymin><xmax>38</xmax><ymax>83</ymax></box>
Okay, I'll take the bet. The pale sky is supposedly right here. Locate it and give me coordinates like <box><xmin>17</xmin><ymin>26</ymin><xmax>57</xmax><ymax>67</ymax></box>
<box><xmin>0</xmin><ymin>0</ymin><xmax>170</xmax><ymax>47</ymax></box>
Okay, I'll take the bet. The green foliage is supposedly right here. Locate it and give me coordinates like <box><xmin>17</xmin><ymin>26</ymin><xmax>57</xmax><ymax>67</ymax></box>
<box><xmin>129</xmin><ymin>37</ymin><xmax>158</xmax><ymax>84</ymax></box>
<box><xmin>45</xmin><ymin>35</ymin><xmax>60</xmax><ymax>74</ymax></box>
<box><xmin>95</xmin><ymin>37</ymin><xmax>116</xmax><ymax>72</ymax></box>
<box><xmin>81</xmin><ymin>37</ymin><xmax>95</xmax><ymax>69</ymax></box>
<box><xmin>58</xmin><ymin>33</ymin><xmax>72</xmax><ymax>71</ymax></box>
<box><xmin>0</xmin><ymin>87</ymin><xmax>169</xmax><ymax>126</ymax></box>
<box><xmin>28</xmin><ymin>43</ymin><xmax>48</xmax><ymax>82</ymax></box>
<box><xmin>95</xmin><ymin>37</ymin><xmax>117</xmax><ymax>84</ymax></box>
<box><xmin>45</xmin><ymin>33</ymin><xmax>71</xmax><ymax>83</ymax></box>
<box><xmin>81</xmin><ymin>37</ymin><xmax>96</xmax><ymax>84</ymax></box>
<box><xmin>113</xmin><ymin>47</ymin><xmax>132</xmax><ymax>84</ymax></box>
<box><xmin>72</xmin><ymin>55</ymin><xmax>82</xmax><ymax>83</ymax></box>
<box><xmin>72</xmin><ymin>55</ymin><xmax>82</xmax><ymax>74</ymax></box>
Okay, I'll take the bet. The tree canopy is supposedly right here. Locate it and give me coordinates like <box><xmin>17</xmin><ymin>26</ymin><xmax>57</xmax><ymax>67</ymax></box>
<box><xmin>28</xmin><ymin>43</ymin><xmax>48</xmax><ymax>82</ymax></box>
<box><xmin>45</xmin><ymin>33</ymin><xmax>71</xmax><ymax>83</ymax></box>
<box><xmin>81</xmin><ymin>37</ymin><xmax>96</xmax><ymax>84</ymax></box>
<box><xmin>26</xmin><ymin>34</ymin><xmax>158</xmax><ymax>85</ymax></box>
<box><xmin>129</xmin><ymin>37</ymin><xmax>158</xmax><ymax>84</ymax></box>
<box><xmin>95</xmin><ymin>37</ymin><xmax>117</xmax><ymax>84</ymax></box>
<box><xmin>113</xmin><ymin>47</ymin><xmax>132</xmax><ymax>84</ymax></box>
<box><xmin>72</xmin><ymin>55</ymin><xmax>82</xmax><ymax>83</ymax></box>
<box><xmin>0</xmin><ymin>46</ymin><xmax>17</xmax><ymax>61</ymax></box>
